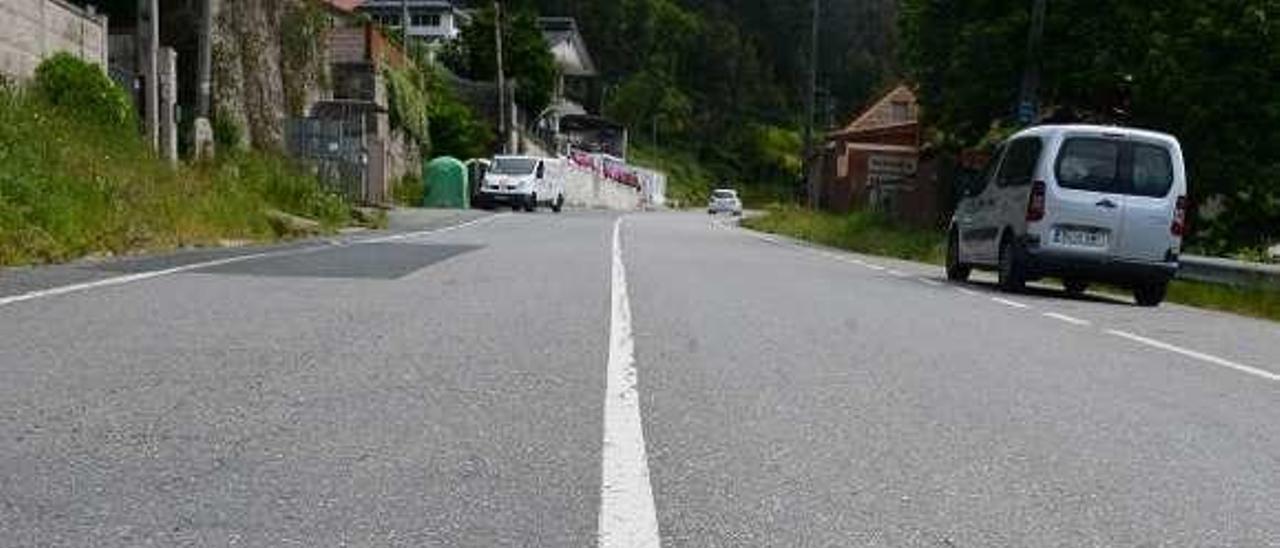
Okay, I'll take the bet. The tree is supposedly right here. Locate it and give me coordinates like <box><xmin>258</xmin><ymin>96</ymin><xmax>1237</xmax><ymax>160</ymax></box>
<box><xmin>445</xmin><ymin>4</ymin><xmax>558</xmax><ymax>117</ymax></box>
<box><xmin>901</xmin><ymin>0</ymin><xmax>1280</xmax><ymax>248</ymax></box>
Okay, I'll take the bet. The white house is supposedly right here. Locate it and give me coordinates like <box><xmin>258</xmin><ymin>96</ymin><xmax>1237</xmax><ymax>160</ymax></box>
<box><xmin>356</xmin><ymin>0</ymin><xmax>469</xmax><ymax>44</ymax></box>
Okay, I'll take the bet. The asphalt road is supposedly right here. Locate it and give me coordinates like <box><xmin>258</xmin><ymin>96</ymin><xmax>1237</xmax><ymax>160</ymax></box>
<box><xmin>1</xmin><ymin>210</ymin><xmax>1277</xmax><ymax>547</ymax></box>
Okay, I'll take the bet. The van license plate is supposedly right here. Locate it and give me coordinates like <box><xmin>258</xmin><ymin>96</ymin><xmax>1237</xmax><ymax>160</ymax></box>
<box><xmin>1053</xmin><ymin>228</ymin><xmax>1107</xmax><ymax>248</ymax></box>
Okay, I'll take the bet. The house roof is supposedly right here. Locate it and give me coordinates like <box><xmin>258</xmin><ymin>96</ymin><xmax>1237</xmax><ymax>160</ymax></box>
<box><xmin>322</xmin><ymin>0</ymin><xmax>362</xmax><ymax>12</ymax></box>
<box><xmin>829</xmin><ymin>84</ymin><xmax>919</xmax><ymax>139</ymax></box>
<box><xmin>356</xmin><ymin>0</ymin><xmax>457</xmax><ymax>10</ymax></box>
<box><xmin>539</xmin><ymin>17</ymin><xmax>597</xmax><ymax>77</ymax></box>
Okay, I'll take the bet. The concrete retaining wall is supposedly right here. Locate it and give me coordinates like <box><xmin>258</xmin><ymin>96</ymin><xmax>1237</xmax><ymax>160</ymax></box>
<box><xmin>0</xmin><ymin>0</ymin><xmax>109</xmax><ymax>81</ymax></box>
<box><xmin>564</xmin><ymin>165</ymin><xmax>642</xmax><ymax>211</ymax></box>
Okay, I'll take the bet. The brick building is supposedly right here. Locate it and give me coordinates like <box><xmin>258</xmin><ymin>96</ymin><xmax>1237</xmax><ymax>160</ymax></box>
<box><xmin>821</xmin><ymin>85</ymin><xmax>942</xmax><ymax>226</ymax></box>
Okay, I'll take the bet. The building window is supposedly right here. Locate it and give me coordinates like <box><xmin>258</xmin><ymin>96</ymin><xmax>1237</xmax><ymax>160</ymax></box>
<box><xmin>412</xmin><ymin>14</ymin><xmax>442</xmax><ymax>27</ymax></box>
<box><xmin>890</xmin><ymin>101</ymin><xmax>910</xmax><ymax>123</ymax></box>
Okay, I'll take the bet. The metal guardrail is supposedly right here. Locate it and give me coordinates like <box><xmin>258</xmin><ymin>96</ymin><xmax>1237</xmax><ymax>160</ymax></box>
<box><xmin>1178</xmin><ymin>255</ymin><xmax>1280</xmax><ymax>290</ymax></box>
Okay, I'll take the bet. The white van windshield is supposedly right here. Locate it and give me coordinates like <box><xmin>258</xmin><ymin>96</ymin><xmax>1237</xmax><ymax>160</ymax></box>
<box><xmin>491</xmin><ymin>158</ymin><xmax>538</xmax><ymax>175</ymax></box>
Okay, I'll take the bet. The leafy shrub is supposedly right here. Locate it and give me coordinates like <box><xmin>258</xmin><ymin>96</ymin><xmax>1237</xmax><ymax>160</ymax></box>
<box><xmin>392</xmin><ymin>174</ymin><xmax>426</xmax><ymax>206</ymax></box>
<box><xmin>32</xmin><ymin>52</ymin><xmax>133</xmax><ymax>128</ymax></box>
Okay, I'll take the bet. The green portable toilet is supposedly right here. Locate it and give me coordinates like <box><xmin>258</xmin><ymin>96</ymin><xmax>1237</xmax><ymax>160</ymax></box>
<box><xmin>423</xmin><ymin>156</ymin><xmax>469</xmax><ymax>209</ymax></box>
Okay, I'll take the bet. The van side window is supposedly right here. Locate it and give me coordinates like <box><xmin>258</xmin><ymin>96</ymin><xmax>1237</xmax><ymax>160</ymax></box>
<box><xmin>971</xmin><ymin>145</ymin><xmax>1004</xmax><ymax>195</ymax></box>
<box><xmin>536</xmin><ymin>162</ymin><xmax>545</xmax><ymax>178</ymax></box>
<box><xmin>996</xmin><ymin>137</ymin><xmax>1043</xmax><ymax>187</ymax></box>
<box><xmin>1055</xmin><ymin>138</ymin><xmax>1122</xmax><ymax>192</ymax></box>
<box><xmin>1131</xmin><ymin>144</ymin><xmax>1174</xmax><ymax>197</ymax></box>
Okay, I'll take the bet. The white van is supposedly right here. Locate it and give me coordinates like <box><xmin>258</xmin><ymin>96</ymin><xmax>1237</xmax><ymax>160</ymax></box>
<box><xmin>947</xmin><ymin>125</ymin><xmax>1188</xmax><ymax>306</ymax></box>
<box><xmin>477</xmin><ymin>156</ymin><xmax>565</xmax><ymax>212</ymax></box>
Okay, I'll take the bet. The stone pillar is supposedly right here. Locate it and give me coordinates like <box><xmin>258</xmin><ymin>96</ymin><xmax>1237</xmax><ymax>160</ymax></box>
<box><xmin>159</xmin><ymin>47</ymin><xmax>178</xmax><ymax>162</ymax></box>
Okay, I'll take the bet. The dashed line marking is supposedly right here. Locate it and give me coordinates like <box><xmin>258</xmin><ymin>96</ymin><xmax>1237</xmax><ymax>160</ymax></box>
<box><xmin>916</xmin><ymin>278</ymin><xmax>943</xmax><ymax>287</ymax></box>
<box><xmin>957</xmin><ymin>287</ymin><xmax>982</xmax><ymax>297</ymax></box>
<box><xmin>886</xmin><ymin>269</ymin><xmax>908</xmax><ymax>277</ymax></box>
<box><xmin>1106</xmin><ymin>329</ymin><xmax>1279</xmax><ymax>382</ymax></box>
<box><xmin>991</xmin><ymin>297</ymin><xmax>1032</xmax><ymax>309</ymax></box>
<box><xmin>1042</xmin><ymin>312</ymin><xmax>1091</xmax><ymax>326</ymax></box>
<box><xmin>865</xmin><ymin>264</ymin><xmax>886</xmax><ymax>272</ymax></box>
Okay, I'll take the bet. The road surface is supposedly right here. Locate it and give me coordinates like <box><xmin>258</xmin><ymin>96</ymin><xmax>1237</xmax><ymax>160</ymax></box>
<box><xmin>1</xmin><ymin>211</ymin><xmax>1277</xmax><ymax>547</ymax></box>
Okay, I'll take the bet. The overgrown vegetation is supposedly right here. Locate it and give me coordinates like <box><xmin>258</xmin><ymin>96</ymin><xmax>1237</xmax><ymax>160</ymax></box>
<box><xmin>385</xmin><ymin>63</ymin><xmax>432</xmax><ymax>151</ymax></box>
<box><xmin>423</xmin><ymin>66</ymin><xmax>495</xmax><ymax>161</ymax></box>
<box><xmin>742</xmin><ymin>205</ymin><xmax>945</xmax><ymax>264</ymax></box>
<box><xmin>392</xmin><ymin>173</ymin><xmax>426</xmax><ymax>207</ymax></box>
<box><xmin>0</xmin><ymin>57</ymin><xmax>349</xmax><ymax>266</ymax></box>
<box><xmin>630</xmin><ymin>144</ymin><xmax>714</xmax><ymax>207</ymax></box>
<box><xmin>281</xmin><ymin>0</ymin><xmax>333</xmax><ymax>116</ymax></box>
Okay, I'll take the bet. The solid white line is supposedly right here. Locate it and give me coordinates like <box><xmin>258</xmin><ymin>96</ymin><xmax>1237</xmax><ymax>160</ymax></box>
<box><xmin>0</xmin><ymin>247</ymin><xmax>324</xmax><ymax>309</ymax></box>
<box><xmin>991</xmin><ymin>297</ymin><xmax>1032</xmax><ymax>309</ymax></box>
<box><xmin>1105</xmin><ymin>329</ymin><xmax>1280</xmax><ymax>382</ymax></box>
<box><xmin>1042</xmin><ymin>312</ymin><xmax>1091</xmax><ymax>326</ymax></box>
<box><xmin>0</xmin><ymin>214</ymin><xmax>503</xmax><ymax>309</ymax></box>
<box><xmin>365</xmin><ymin>213</ymin><xmax>505</xmax><ymax>243</ymax></box>
<box><xmin>599</xmin><ymin>218</ymin><xmax>661</xmax><ymax>548</ymax></box>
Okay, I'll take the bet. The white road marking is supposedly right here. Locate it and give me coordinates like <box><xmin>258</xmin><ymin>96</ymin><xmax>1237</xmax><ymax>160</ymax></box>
<box><xmin>1105</xmin><ymin>329</ymin><xmax>1280</xmax><ymax>382</ymax></box>
<box><xmin>865</xmin><ymin>264</ymin><xmax>886</xmax><ymax>272</ymax></box>
<box><xmin>366</xmin><ymin>213</ymin><xmax>506</xmax><ymax>243</ymax></box>
<box><xmin>1042</xmin><ymin>312</ymin><xmax>1091</xmax><ymax>326</ymax></box>
<box><xmin>886</xmin><ymin>269</ymin><xmax>908</xmax><ymax>277</ymax></box>
<box><xmin>0</xmin><ymin>214</ymin><xmax>505</xmax><ymax>309</ymax></box>
<box><xmin>991</xmin><ymin>297</ymin><xmax>1032</xmax><ymax>309</ymax></box>
<box><xmin>957</xmin><ymin>287</ymin><xmax>982</xmax><ymax>297</ymax></box>
<box><xmin>916</xmin><ymin>278</ymin><xmax>943</xmax><ymax>287</ymax></box>
<box><xmin>599</xmin><ymin>217</ymin><xmax>661</xmax><ymax>548</ymax></box>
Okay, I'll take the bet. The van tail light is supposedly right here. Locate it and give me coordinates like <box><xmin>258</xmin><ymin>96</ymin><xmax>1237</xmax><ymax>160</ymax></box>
<box><xmin>1172</xmin><ymin>196</ymin><xmax>1188</xmax><ymax>236</ymax></box>
<box><xmin>1026</xmin><ymin>181</ymin><xmax>1046</xmax><ymax>222</ymax></box>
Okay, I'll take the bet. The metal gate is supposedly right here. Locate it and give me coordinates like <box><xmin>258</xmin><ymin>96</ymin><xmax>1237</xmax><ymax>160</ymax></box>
<box><xmin>285</xmin><ymin>117</ymin><xmax>368</xmax><ymax>202</ymax></box>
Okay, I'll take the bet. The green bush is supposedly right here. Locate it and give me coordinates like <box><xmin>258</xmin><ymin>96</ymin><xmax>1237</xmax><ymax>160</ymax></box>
<box><xmin>32</xmin><ymin>52</ymin><xmax>133</xmax><ymax>128</ymax></box>
<box><xmin>392</xmin><ymin>173</ymin><xmax>426</xmax><ymax>207</ymax></box>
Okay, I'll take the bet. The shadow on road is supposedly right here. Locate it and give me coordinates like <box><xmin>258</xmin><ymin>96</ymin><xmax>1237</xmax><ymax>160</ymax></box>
<box><xmin>936</xmin><ymin>277</ymin><xmax>1136</xmax><ymax>307</ymax></box>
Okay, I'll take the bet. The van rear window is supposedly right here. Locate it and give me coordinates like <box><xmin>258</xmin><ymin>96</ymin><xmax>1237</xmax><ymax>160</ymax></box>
<box><xmin>1054</xmin><ymin>138</ymin><xmax>1175</xmax><ymax>197</ymax></box>
<box><xmin>1055</xmin><ymin>138</ymin><xmax>1121</xmax><ymax>193</ymax></box>
<box><xmin>1130</xmin><ymin>144</ymin><xmax>1174</xmax><ymax>197</ymax></box>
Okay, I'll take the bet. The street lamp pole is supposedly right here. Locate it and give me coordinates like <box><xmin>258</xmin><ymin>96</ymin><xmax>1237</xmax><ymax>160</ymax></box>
<box><xmin>804</xmin><ymin>0</ymin><xmax>820</xmax><ymax>209</ymax></box>
<box><xmin>1016</xmin><ymin>0</ymin><xmax>1047</xmax><ymax>125</ymax></box>
<box><xmin>494</xmin><ymin>1</ymin><xmax>507</xmax><ymax>154</ymax></box>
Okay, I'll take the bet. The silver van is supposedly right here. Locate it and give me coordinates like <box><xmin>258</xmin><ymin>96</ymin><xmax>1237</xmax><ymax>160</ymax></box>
<box><xmin>947</xmin><ymin>125</ymin><xmax>1188</xmax><ymax>306</ymax></box>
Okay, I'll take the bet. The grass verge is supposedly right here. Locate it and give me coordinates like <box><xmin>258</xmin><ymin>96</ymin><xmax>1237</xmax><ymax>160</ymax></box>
<box><xmin>741</xmin><ymin>205</ymin><xmax>945</xmax><ymax>264</ymax></box>
<box><xmin>742</xmin><ymin>205</ymin><xmax>1280</xmax><ymax>322</ymax></box>
<box><xmin>0</xmin><ymin>86</ymin><xmax>351</xmax><ymax>267</ymax></box>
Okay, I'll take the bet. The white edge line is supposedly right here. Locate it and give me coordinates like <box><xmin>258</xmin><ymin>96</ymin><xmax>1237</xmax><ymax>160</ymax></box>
<box><xmin>599</xmin><ymin>217</ymin><xmax>661</xmax><ymax>548</ymax></box>
<box><xmin>957</xmin><ymin>287</ymin><xmax>982</xmax><ymax>297</ymax></box>
<box><xmin>1042</xmin><ymin>312</ymin><xmax>1091</xmax><ymax>326</ymax></box>
<box><xmin>1105</xmin><ymin>329</ymin><xmax>1280</xmax><ymax>382</ymax></box>
<box><xmin>886</xmin><ymin>269</ymin><xmax>908</xmax><ymax>277</ymax></box>
<box><xmin>0</xmin><ymin>213</ymin><xmax>504</xmax><ymax>309</ymax></box>
<box><xmin>991</xmin><ymin>297</ymin><xmax>1032</xmax><ymax>309</ymax></box>
<box><xmin>865</xmin><ymin>264</ymin><xmax>886</xmax><ymax>272</ymax></box>
<box><xmin>916</xmin><ymin>278</ymin><xmax>943</xmax><ymax>287</ymax></box>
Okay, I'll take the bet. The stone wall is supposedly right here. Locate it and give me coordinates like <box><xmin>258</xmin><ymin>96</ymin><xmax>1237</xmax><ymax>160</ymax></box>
<box><xmin>564</xmin><ymin>165</ymin><xmax>642</xmax><ymax>211</ymax></box>
<box><xmin>0</xmin><ymin>0</ymin><xmax>108</xmax><ymax>81</ymax></box>
<box><xmin>212</xmin><ymin>0</ymin><xmax>332</xmax><ymax>150</ymax></box>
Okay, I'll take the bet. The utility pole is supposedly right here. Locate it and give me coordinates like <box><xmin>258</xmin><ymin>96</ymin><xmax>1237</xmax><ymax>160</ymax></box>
<box><xmin>1016</xmin><ymin>0</ymin><xmax>1047</xmax><ymax>125</ymax></box>
<box><xmin>494</xmin><ymin>1</ymin><xmax>507</xmax><ymax>154</ymax></box>
<box><xmin>803</xmin><ymin>0</ymin><xmax>820</xmax><ymax>208</ymax></box>
<box><xmin>196</xmin><ymin>0</ymin><xmax>213</xmax><ymax>119</ymax></box>
<box><xmin>137</xmin><ymin>0</ymin><xmax>159</xmax><ymax>151</ymax></box>
<box><xmin>401</xmin><ymin>0</ymin><xmax>410</xmax><ymax>47</ymax></box>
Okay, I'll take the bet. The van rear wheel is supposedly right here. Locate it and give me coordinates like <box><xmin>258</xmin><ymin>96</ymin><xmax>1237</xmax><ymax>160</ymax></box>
<box><xmin>997</xmin><ymin>236</ymin><xmax>1026</xmax><ymax>292</ymax></box>
<box><xmin>1134</xmin><ymin>281</ymin><xmax>1168</xmax><ymax>307</ymax></box>
<box><xmin>945</xmin><ymin>230</ymin><xmax>970</xmax><ymax>282</ymax></box>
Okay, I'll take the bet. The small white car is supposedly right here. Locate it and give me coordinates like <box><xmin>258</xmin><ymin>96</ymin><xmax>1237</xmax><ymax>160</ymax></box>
<box><xmin>707</xmin><ymin>189</ymin><xmax>743</xmax><ymax>216</ymax></box>
<box><xmin>477</xmin><ymin>156</ymin><xmax>565</xmax><ymax>212</ymax></box>
<box><xmin>947</xmin><ymin>124</ymin><xmax>1188</xmax><ymax>306</ymax></box>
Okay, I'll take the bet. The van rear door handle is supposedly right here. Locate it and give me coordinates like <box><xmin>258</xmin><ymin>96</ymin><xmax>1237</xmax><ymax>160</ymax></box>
<box><xmin>1095</xmin><ymin>198</ymin><xmax>1118</xmax><ymax>209</ymax></box>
